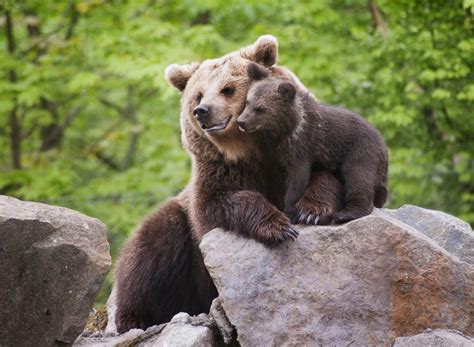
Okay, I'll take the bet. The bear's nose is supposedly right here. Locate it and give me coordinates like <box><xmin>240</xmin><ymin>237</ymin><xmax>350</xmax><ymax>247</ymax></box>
<box><xmin>193</xmin><ymin>105</ymin><xmax>210</xmax><ymax>123</ymax></box>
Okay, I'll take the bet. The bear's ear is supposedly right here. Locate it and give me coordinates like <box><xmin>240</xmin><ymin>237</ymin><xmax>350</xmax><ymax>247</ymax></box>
<box><xmin>247</xmin><ymin>62</ymin><xmax>269</xmax><ymax>81</ymax></box>
<box><xmin>164</xmin><ymin>62</ymin><xmax>201</xmax><ymax>92</ymax></box>
<box><xmin>240</xmin><ymin>35</ymin><xmax>278</xmax><ymax>66</ymax></box>
<box><xmin>277</xmin><ymin>82</ymin><xmax>296</xmax><ymax>101</ymax></box>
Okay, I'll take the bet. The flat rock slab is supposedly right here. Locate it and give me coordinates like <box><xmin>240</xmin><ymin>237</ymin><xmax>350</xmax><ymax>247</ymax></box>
<box><xmin>0</xmin><ymin>195</ymin><xmax>111</xmax><ymax>346</ymax></box>
<box><xmin>200</xmin><ymin>210</ymin><xmax>474</xmax><ymax>346</ymax></box>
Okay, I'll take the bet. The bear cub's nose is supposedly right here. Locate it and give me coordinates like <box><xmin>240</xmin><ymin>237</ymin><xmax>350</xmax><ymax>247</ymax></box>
<box><xmin>193</xmin><ymin>105</ymin><xmax>210</xmax><ymax>124</ymax></box>
<box><xmin>236</xmin><ymin>120</ymin><xmax>247</xmax><ymax>132</ymax></box>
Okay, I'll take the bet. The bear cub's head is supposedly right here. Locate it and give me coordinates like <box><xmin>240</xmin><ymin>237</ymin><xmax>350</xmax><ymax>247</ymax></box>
<box><xmin>237</xmin><ymin>62</ymin><xmax>299</xmax><ymax>139</ymax></box>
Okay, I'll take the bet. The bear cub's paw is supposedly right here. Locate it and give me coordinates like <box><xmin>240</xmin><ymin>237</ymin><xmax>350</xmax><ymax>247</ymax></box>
<box><xmin>292</xmin><ymin>200</ymin><xmax>336</xmax><ymax>226</ymax></box>
<box><xmin>254</xmin><ymin>212</ymin><xmax>298</xmax><ymax>244</ymax></box>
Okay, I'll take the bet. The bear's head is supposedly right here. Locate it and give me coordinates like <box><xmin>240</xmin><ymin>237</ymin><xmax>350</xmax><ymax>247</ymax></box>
<box><xmin>165</xmin><ymin>35</ymin><xmax>301</xmax><ymax>161</ymax></box>
<box><xmin>236</xmin><ymin>62</ymin><xmax>299</xmax><ymax>140</ymax></box>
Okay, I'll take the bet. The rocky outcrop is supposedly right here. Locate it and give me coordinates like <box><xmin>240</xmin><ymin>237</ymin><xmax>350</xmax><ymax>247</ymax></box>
<box><xmin>75</xmin><ymin>312</ymin><xmax>216</xmax><ymax>346</ymax></box>
<box><xmin>0</xmin><ymin>195</ymin><xmax>111</xmax><ymax>346</ymax></box>
<box><xmin>200</xmin><ymin>206</ymin><xmax>474</xmax><ymax>346</ymax></box>
<box><xmin>383</xmin><ymin>205</ymin><xmax>474</xmax><ymax>265</ymax></box>
<box><xmin>142</xmin><ymin>313</ymin><xmax>214</xmax><ymax>347</ymax></box>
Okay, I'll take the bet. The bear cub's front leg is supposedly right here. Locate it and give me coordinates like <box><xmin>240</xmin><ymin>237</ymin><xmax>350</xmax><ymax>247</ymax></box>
<box><xmin>291</xmin><ymin>171</ymin><xmax>343</xmax><ymax>225</ymax></box>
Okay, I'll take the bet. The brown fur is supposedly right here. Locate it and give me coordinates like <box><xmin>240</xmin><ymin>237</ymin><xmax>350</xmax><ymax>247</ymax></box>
<box><xmin>238</xmin><ymin>63</ymin><xmax>388</xmax><ymax>224</ymax></box>
<box><xmin>114</xmin><ymin>192</ymin><xmax>217</xmax><ymax>332</ymax></box>
<box><xmin>294</xmin><ymin>171</ymin><xmax>344</xmax><ymax>225</ymax></box>
<box><xmin>115</xmin><ymin>36</ymin><xmax>304</xmax><ymax>333</ymax></box>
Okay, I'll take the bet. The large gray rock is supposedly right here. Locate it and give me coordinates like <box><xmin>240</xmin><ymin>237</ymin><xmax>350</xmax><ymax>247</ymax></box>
<box><xmin>74</xmin><ymin>312</ymin><xmax>215</xmax><ymax>346</ymax></box>
<box><xmin>394</xmin><ymin>329</ymin><xmax>474</xmax><ymax>347</ymax></box>
<box><xmin>200</xmin><ymin>209</ymin><xmax>474</xmax><ymax>346</ymax></box>
<box><xmin>140</xmin><ymin>313</ymin><xmax>214</xmax><ymax>347</ymax></box>
<box><xmin>0</xmin><ymin>195</ymin><xmax>111</xmax><ymax>346</ymax></box>
<box><xmin>382</xmin><ymin>205</ymin><xmax>474</xmax><ymax>265</ymax></box>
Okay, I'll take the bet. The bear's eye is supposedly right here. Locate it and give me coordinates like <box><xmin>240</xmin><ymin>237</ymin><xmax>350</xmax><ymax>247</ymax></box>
<box><xmin>221</xmin><ymin>86</ymin><xmax>235</xmax><ymax>96</ymax></box>
<box><xmin>196</xmin><ymin>93</ymin><xmax>203</xmax><ymax>103</ymax></box>
<box><xmin>255</xmin><ymin>107</ymin><xmax>265</xmax><ymax>114</ymax></box>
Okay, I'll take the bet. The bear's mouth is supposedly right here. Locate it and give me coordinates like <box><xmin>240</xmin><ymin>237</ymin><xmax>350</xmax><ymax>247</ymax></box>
<box><xmin>238</xmin><ymin>125</ymin><xmax>257</xmax><ymax>133</ymax></box>
<box><xmin>202</xmin><ymin>116</ymin><xmax>231</xmax><ymax>133</ymax></box>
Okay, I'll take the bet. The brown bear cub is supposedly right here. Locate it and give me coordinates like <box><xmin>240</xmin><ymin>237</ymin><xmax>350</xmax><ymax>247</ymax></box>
<box><xmin>237</xmin><ymin>63</ymin><xmax>388</xmax><ymax>223</ymax></box>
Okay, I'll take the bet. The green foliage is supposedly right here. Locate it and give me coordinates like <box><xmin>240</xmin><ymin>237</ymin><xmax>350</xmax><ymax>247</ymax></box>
<box><xmin>1</xmin><ymin>0</ymin><xmax>472</xmax><ymax>304</ymax></box>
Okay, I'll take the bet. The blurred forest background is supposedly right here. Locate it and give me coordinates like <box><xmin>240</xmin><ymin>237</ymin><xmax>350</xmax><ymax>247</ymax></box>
<box><xmin>1</xmin><ymin>0</ymin><xmax>473</xmax><ymax>304</ymax></box>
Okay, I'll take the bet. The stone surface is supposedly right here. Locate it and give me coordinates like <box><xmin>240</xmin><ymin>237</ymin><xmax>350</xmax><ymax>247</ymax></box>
<box><xmin>200</xmin><ymin>209</ymin><xmax>474</xmax><ymax>346</ymax></box>
<box><xmin>0</xmin><ymin>195</ymin><xmax>111</xmax><ymax>346</ymax></box>
<box><xmin>140</xmin><ymin>313</ymin><xmax>214</xmax><ymax>347</ymax></box>
<box><xmin>105</xmin><ymin>286</ymin><xmax>118</xmax><ymax>333</ymax></box>
<box><xmin>382</xmin><ymin>205</ymin><xmax>474</xmax><ymax>265</ymax></box>
<box><xmin>210</xmin><ymin>297</ymin><xmax>235</xmax><ymax>345</ymax></box>
<box><xmin>75</xmin><ymin>328</ymin><xmax>157</xmax><ymax>347</ymax></box>
<box><xmin>394</xmin><ymin>329</ymin><xmax>474</xmax><ymax>347</ymax></box>
<box><xmin>74</xmin><ymin>313</ymin><xmax>215</xmax><ymax>346</ymax></box>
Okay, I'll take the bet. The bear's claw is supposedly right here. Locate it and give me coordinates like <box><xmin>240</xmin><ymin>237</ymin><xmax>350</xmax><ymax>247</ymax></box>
<box><xmin>293</xmin><ymin>208</ymin><xmax>320</xmax><ymax>226</ymax></box>
<box><xmin>291</xmin><ymin>205</ymin><xmax>337</xmax><ymax>225</ymax></box>
<box><xmin>283</xmin><ymin>226</ymin><xmax>299</xmax><ymax>241</ymax></box>
<box><xmin>256</xmin><ymin>213</ymin><xmax>299</xmax><ymax>244</ymax></box>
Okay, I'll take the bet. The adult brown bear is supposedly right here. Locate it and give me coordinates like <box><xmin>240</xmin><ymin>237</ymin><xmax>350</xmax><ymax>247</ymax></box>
<box><xmin>114</xmin><ymin>36</ymin><xmax>342</xmax><ymax>333</ymax></box>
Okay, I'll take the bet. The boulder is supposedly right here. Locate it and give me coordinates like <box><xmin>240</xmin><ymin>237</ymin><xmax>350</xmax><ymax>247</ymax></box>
<box><xmin>394</xmin><ymin>329</ymin><xmax>474</xmax><ymax>347</ymax></box>
<box><xmin>140</xmin><ymin>313</ymin><xmax>214</xmax><ymax>347</ymax></box>
<box><xmin>74</xmin><ymin>312</ymin><xmax>215</xmax><ymax>346</ymax></box>
<box><xmin>382</xmin><ymin>205</ymin><xmax>474</xmax><ymax>265</ymax></box>
<box><xmin>200</xmin><ymin>207</ymin><xmax>474</xmax><ymax>346</ymax></box>
<box><xmin>0</xmin><ymin>195</ymin><xmax>111</xmax><ymax>346</ymax></box>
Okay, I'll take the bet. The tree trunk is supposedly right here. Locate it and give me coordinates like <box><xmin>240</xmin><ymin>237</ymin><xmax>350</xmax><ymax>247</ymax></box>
<box><xmin>368</xmin><ymin>0</ymin><xmax>388</xmax><ymax>38</ymax></box>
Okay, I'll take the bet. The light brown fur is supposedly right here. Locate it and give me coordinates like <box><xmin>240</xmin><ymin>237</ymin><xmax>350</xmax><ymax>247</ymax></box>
<box><xmin>168</xmin><ymin>36</ymin><xmax>305</xmax><ymax>163</ymax></box>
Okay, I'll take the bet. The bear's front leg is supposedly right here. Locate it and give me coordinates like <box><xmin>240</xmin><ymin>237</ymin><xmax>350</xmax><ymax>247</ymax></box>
<box><xmin>229</xmin><ymin>190</ymin><xmax>300</xmax><ymax>244</ymax></box>
<box><xmin>193</xmin><ymin>190</ymin><xmax>298</xmax><ymax>244</ymax></box>
<box><xmin>292</xmin><ymin>171</ymin><xmax>343</xmax><ymax>225</ymax></box>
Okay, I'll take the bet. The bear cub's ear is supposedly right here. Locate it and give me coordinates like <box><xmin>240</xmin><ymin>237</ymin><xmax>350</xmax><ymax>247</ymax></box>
<box><xmin>247</xmin><ymin>62</ymin><xmax>269</xmax><ymax>81</ymax></box>
<box><xmin>164</xmin><ymin>62</ymin><xmax>201</xmax><ymax>92</ymax></box>
<box><xmin>278</xmin><ymin>82</ymin><xmax>296</xmax><ymax>101</ymax></box>
<box><xmin>240</xmin><ymin>35</ymin><xmax>278</xmax><ymax>66</ymax></box>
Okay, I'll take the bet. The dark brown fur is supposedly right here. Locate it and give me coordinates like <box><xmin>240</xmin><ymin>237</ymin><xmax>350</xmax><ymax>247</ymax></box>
<box><xmin>294</xmin><ymin>171</ymin><xmax>344</xmax><ymax>225</ymax></box>
<box><xmin>115</xmin><ymin>131</ymin><xmax>296</xmax><ymax>333</ymax></box>
<box><xmin>238</xmin><ymin>63</ymin><xmax>388</xmax><ymax>224</ymax></box>
<box><xmin>114</xmin><ymin>193</ymin><xmax>217</xmax><ymax>331</ymax></box>
<box><xmin>115</xmin><ymin>36</ymin><xmax>302</xmax><ymax>333</ymax></box>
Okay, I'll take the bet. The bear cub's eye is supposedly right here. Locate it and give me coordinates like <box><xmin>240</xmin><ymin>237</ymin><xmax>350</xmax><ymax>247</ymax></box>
<box><xmin>196</xmin><ymin>93</ymin><xmax>203</xmax><ymax>103</ymax></box>
<box><xmin>255</xmin><ymin>107</ymin><xmax>265</xmax><ymax>114</ymax></box>
<box><xmin>221</xmin><ymin>86</ymin><xmax>235</xmax><ymax>96</ymax></box>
